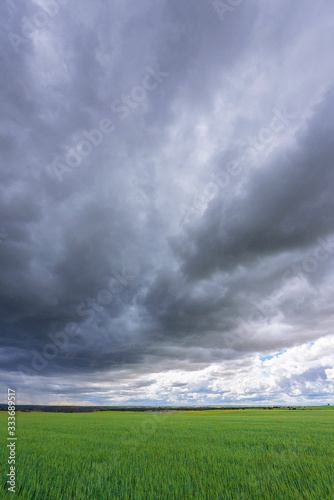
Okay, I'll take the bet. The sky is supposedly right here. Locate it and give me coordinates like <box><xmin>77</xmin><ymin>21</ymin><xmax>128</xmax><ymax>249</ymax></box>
<box><xmin>1</xmin><ymin>0</ymin><xmax>334</xmax><ymax>406</ymax></box>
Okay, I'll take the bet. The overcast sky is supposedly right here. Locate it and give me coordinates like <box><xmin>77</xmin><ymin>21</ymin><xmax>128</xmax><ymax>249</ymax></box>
<box><xmin>1</xmin><ymin>0</ymin><xmax>334</xmax><ymax>406</ymax></box>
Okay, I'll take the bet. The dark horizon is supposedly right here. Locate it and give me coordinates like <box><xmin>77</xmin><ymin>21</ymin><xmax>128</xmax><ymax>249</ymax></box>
<box><xmin>1</xmin><ymin>404</ymin><xmax>331</xmax><ymax>410</ymax></box>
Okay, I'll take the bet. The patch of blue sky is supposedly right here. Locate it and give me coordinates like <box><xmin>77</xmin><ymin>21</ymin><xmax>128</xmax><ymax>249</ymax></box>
<box><xmin>260</xmin><ymin>349</ymin><xmax>287</xmax><ymax>362</ymax></box>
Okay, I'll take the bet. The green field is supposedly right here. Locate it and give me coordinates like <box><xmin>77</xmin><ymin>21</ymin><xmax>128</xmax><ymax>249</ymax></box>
<box><xmin>1</xmin><ymin>408</ymin><xmax>333</xmax><ymax>499</ymax></box>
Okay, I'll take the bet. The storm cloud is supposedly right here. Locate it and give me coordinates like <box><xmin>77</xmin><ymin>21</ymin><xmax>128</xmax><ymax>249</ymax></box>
<box><xmin>1</xmin><ymin>0</ymin><xmax>334</xmax><ymax>405</ymax></box>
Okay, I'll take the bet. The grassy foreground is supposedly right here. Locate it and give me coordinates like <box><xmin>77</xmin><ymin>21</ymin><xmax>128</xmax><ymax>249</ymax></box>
<box><xmin>1</xmin><ymin>408</ymin><xmax>333</xmax><ymax>499</ymax></box>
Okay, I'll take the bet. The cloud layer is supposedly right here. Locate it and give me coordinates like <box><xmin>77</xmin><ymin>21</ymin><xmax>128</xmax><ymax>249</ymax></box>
<box><xmin>1</xmin><ymin>0</ymin><xmax>334</xmax><ymax>405</ymax></box>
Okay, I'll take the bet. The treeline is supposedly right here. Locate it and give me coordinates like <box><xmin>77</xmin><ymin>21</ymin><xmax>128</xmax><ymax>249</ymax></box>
<box><xmin>0</xmin><ymin>405</ymin><xmax>286</xmax><ymax>413</ymax></box>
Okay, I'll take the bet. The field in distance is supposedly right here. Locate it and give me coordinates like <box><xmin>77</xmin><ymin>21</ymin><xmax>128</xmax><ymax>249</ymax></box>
<box><xmin>1</xmin><ymin>408</ymin><xmax>333</xmax><ymax>499</ymax></box>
